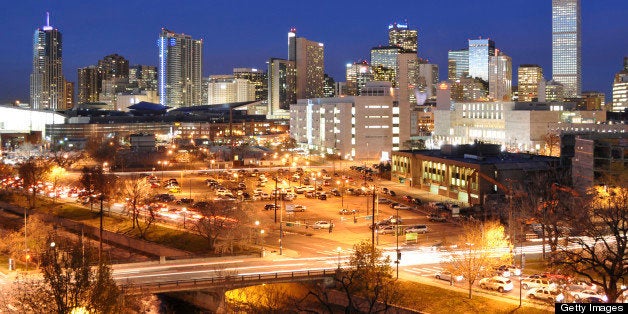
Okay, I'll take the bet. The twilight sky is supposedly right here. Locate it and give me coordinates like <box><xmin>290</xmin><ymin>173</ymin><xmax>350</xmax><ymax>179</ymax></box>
<box><xmin>0</xmin><ymin>0</ymin><xmax>626</xmax><ymax>104</ymax></box>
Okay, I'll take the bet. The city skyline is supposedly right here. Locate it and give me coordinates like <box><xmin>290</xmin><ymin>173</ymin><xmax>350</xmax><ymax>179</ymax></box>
<box><xmin>1</xmin><ymin>0</ymin><xmax>626</xmax><ymax>104</ymax></box>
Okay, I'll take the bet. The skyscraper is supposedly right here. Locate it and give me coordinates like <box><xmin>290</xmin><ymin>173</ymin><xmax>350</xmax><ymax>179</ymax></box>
<box><xmin>518</xmin><ymin>65</ymin><xmax>544</xmax><ymax>102</ymax></box>
<box><xmin>468</xmin><ymin>38</ymin><xmax>495</xmax><ymax>82</ymax></box>
<box><xmin>552</xmin><ymin>0</ymin><xmax>582</xmax><ymax>97</ymax></box>
<box><xmin>233</xmin><ymin>68</ymin><xmax>268</xmax><ymax>101</ymax></box>
<box><xmin>345</xmin><ymin>61</ymin><xmax>374</xmax><ymax>96</ymax></box>
<box><xmin>268</xmin><ymin>58</ymin><xmax>296</xmax><ymax>116</ymax></box>
<box><xmin>98</xmin><ymin>54</ymin><xmax>129</xmax><ymax>81</ymax></box>
<box><xmin>488</xmin><ymin>50</ymin><xmax>512</xmax><ymax>101</ymax></box>
<box><xmin>158</xmin><ymin>28</ymin><xmax>203</xmax><ymax>107</ymax></box>
<box><xmin>418</xmin><ymin>62</ymin><xmax>439</xmax><ymax>100</ymax></box>
<box><xmin>288</xmin><ymin>29</ymin><xmax>324</xmax><ymax>99</ymax></box>
<box><xmin>77</xmin><ymin>66</ymin><xmax>100</xmax><ymax>104</ymax></box>
<box><xmin>30</xmin><ymin>13</ymin><xmax>65</xmax><ymax>110</ymax></box>
<box><xmin>128</xmin><ymin>65</ymin><xmax>158</xmax><ymax>91</ymax></box>
<box><xmin>388</xmin><ymin>22</ymin><xmax>418</xmax><ymax>53</ymax></box>
<box><xmin>611</xmin><ymin>57</ymin><xmax>628</xmax><ymax>112</ymax></box>
<box><xmin>371</xmin><ymin>46</ymin><xmax>402</xmax><ymax>86</ymax></box>
<box><xmin>447</xmin><ymin>49</ymin><xmax>469</xmax><ymax>80</ymax></box>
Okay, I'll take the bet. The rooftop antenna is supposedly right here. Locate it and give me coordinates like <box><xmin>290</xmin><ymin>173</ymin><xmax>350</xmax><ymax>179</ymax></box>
<box><xmin>43</xmin><ymin>12</ymin><xmax>53</xmax><ymax>30</ymax></box>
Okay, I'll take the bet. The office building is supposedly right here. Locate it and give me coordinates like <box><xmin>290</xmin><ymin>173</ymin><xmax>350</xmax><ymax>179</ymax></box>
<box><xmin>448</xmin><ymin>49</ymin><xmax>469</xmax><ymax>80</ymax></box>
<box><xmin>388</xmin><ymin>22</ymin><xmax>418</xmax><ymax>53</ymax></box>
<box><xmin>552</xmin><ymin>0</ymin><xmax>582</xmax><ymax>97</ymax></box>
<box><xmin>128</xmin><ymin>65</ymin><xmax>158</xmax><ymax>92</ymax></box>
<box><xmin>391</xmin><ymin>144</ymin><xmax>560</xmax><ymax>205</ymax></box>
<box><xmin>158</xmin><ymin>28</ymin><xmax>203</xmax><ymax>108</ymax></box>
<box><xmin>468</xmin><ymin>38</ymin><xmax>495</xmax><ymax>82</ymax></box>
<box><xmin>77</xmin><ymin>66</ymin><xmax>100</xmax><ymax>104</ymax></box>
<box><xmin>345</xmin><ymin>61</ymin><xmax>373</xmax><ymax>96</ymax></box>
<box><xmin>98</xmin><ymin>54</ymin><xmax>129</xmax><ymax>81</ymax></box>
<box><xmin>572</xmin><ymin>134</ymin><xmax>627</xmax><ymax>188</ymax></box>
<box><xmin>233</xmin><ymin>68</ymin><xmax>268</xmax><ymax>101</ymax></box>
<box><xmin>580</xmin><ymin>92</ymin><xmax>605</xmax><ymax>111</ymax></box>
<box><xmin>290</xmin><ymin>82</ymin><xmax>407</xmax><ymax>160</ymax></box>
<box><xmin>488</xmin><ymin>51</ymin><xmax>512</xmax><ymax>101</ymax></box>
<box><xmin>64</xmin><ymin>81</ymin><xmax>74</xmax><ymax>109</ymax></box>
<box><xmin>418</xmin><ymin>63</ymin><xmax>439</xmax><ymax>100</ymax></box>
<box><xmin>611</xmin><ymin>57</ymin><xmax>628</xmax><ymax>112</ymax></box>
<box><xmin>371</xmin><ymin>46</ymin><xmax>402</xmax><ymax>85</ymax></box>
<box><xmin>518</xmin><ymin>65</ymin><xmax>544</xmax><ymax>102</ymax></box>
<box><xmin>323</xmin><ymin>74</ymin><xmax>335</xmax><ymax>98</ymax></box>
<box><xmin>545</xmin><ymin>80</ymin><xmax>565</xmax><ymax>102</ymax></box>
<box><xmin>450</xmin><ymin>77</ymin><xmax>488</xmax><ymax>101</ymax></box>
<box><xmin>267</xmin><ymin>58</ymin><xmax>296</xmax><ymax>117</ymax></box>
<box><xmin>30</xmin><ymin>13</ymin><xmax>65</xmax><ymax>110</ymax></box>
<box><xmin>288</xmin><ymin>29</ymin><xmax>324</xmax><ymax>99</ymax></box>
<box><xmin>206</xmin><ymin>75</ymin><xmax>255</xmax><ymax>105</ymax></box>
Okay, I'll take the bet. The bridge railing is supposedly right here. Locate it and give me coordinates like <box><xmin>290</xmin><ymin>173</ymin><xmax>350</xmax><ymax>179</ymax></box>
<box><xmin>119</xmin><ymin>268</ymin><xmax>338</xmax><ymax>292</ymax></box>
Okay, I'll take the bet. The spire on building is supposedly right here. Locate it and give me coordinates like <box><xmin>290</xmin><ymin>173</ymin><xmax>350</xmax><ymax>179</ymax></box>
<box><xmin>43</xmin><ymin>12</ymin><xmax>52</xmax><ymax>30</ymax></box>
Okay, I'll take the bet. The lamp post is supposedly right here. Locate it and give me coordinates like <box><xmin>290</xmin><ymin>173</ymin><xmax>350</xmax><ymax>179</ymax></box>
<box><xmin>181</xmin><ymin>207</ymin><xmax>187</xmax><ymax>229</ymax></box>
<box><xmin>336</xmin><ymin>246</ymin><xmax>342</xmax><ymax>269</ymax></box>
<box><xmin>260</xmin><ymin>229</ymin><xmax>265</xmax><ymax>257</ymax></box>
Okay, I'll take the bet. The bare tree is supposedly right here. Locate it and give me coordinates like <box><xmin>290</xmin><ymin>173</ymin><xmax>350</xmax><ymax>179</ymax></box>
<box><xmin>193</xmin><ymin>200</ymin><xmax>250</xmax><ymax>252</ymax></box>
<box><xmin>443</xmin><ymin>220</ymin><xmax>512</xmax><ymax>299</ymax></box>
<box><xmin>518</xmin><ymin>170</ymin><xmax>580</xmax><ymax>261</ymax></box>
<box><xmin>541</xmin><ymin>132</ymin><xmax>560</xmax><ymax>157</ymax></box>
<box><xmin>49</xmin><ymin>150</ymin><xmax>83</xmax><ymax>169</ymax></box>
<box><xmin>555</xmin><ymin>185</ymin><xmax>628</xmax><ymax>303</ymax></box>
<box><xmin>122</xmin><ymin>175</ymin><xmax>153</xmax><ymax>229</ymax></box>
<box><xmin>17</xmin><ymin>157</ymin><xmax>52</xmax><ymax>209</ymax></box>
<box><xmin>79</xmin><ymin>166</ymin><xmax>117</xmax><ymax>261</ymax></box>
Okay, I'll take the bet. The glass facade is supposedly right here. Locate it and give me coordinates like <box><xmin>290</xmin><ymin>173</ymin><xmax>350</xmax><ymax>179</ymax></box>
<box><xmin>30</xmin><ymin>14</ymin><xmax>65</xmax><ymax>110</ymax></box>
<box><xmin>447</xmin><ymin>49</ymin><xmax>469</xmax><ymax>80</ymax></box>
<box><xmin>158</xmin><ymin>29</ymin><xmax>203</xmax><ymax>108</ymax></box>
<box><xmin>388</xmin><ymin>22</ymin><xmax>418</xmax><ymax>53</ymax></box>
<box><xmin>552</xmin><ymin>0</ymin><xmax>581</xmax><ymax>97</ymax></box>
<box><xmin>468</xmin><ymin>39</ymin><xmax>495</xmax><ymax>82</ymax></box>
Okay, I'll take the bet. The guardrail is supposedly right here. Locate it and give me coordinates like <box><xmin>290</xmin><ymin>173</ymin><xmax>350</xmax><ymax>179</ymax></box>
<box><xmin>118</xmin><ymin>268</ymin><xmax>337</xmax><ymax>293</ymax></box>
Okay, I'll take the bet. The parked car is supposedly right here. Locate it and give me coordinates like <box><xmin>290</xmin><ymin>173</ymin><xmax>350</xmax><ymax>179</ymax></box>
<box><xmin>493</xmin><ymin>265</ymin><xmax>511</xmax><ymax>278</ymax></box>
<box><xmin>428</xmin><ymin>214</ymin><xmax>447</xmax><ymax>222</ymax></box>
<box><xmin>339</xmin><ymin>208</ymin><xmax>359</xmax><ymax>215</ymax></box>
<box><xmin>526</xmin><ymin>288</ymin><xmax>564</xmax><ymax>303</ymax></box>
<box><xmin>318</xmin><ymin>193</ymin><xmax>327</xmax><ymax>200</ymax></box>
<box><xmin>312</xmin><ymin>221</ymin><xmax>333</xmax><ymax>229</ymax></box>
<box><xmin>570</xmin><ymin>290</ymin><xmax>608</xmax><ymax>302</ymax></box>
<box><xmin>378</xmin><ymin>198</ymin><xmax>392</xmax><ymax>204</ymax></box>
<box><xmin>402</xmin><ymin>195</ymin><xmax>413</xmax><ymax>202</ymax></box>
<box><xmin>479</xmin><ymin>276</ymin><xmax>514</xmax><ymax>292</ymax></box>
<box><xmin>388</xmin><ymin>190</ymin><xmax>396</xmax><ymax>196</ymax></box>
<box><xmin>378</xmin><ymin>225</ymin><xmax>402</xmax><ymax>235</ymax></box>
<box><xmin>435</xmin><ymin>271</ymin><xmax>463</xmax><ymax>283</ymax></box>
<box><xmin>264</xmin><ymin>204</ymin><xmax>279</xmax><ymax>211</ymax></box>
<box><xmin>521</xmin><ymin>277</ymin><xmax>557</xmax><ymax>290</ymax></box>
<box><xmin>392</xmin><ymin>204</ymin><xmax>413</xmax><ymax>210</ymax></box>
<box><xmin>412</xmin><ymin>197</ymin><xmax>423</xmax><ymax>205</ymax></box>
<box><xmin>404</xmin><ymin>225</ymin><xmax>428</xmax><ymax>234</ymax></box>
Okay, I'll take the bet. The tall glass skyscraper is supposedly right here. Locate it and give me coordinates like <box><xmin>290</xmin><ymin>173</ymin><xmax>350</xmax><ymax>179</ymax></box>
<box><xmin>388</xmin><ymin>22</ymin><xmax>418</xmax><ymax>53</ymax></box>
<box><xmin>552</xmin><ymin>0</ymin><xmax>581</xmax><ymax>97</ymax></box>
<box><xmin>30</xmin><ymin>13</ymin><xmax>65</xmax><ymax>110</ymax></box>
<box><xmin>447</xmin><ymin>49</ymin><xmax>469</xmax><ymax>80</ymax></box>
<box><xmin>158</xmin><ymin>28</ymin><xmax>203</xmax><ymax>108</ymax></box>
<box><xmin>468</xmin><ymin>38</ymin><xmax>495</xmax><ymax>82</ymax></box>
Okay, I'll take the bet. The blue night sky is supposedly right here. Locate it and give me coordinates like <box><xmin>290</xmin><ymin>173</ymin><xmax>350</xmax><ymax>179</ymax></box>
<box><xmin>0</xmin><ymin>0</ymin><xmax>626</xmax><ymax>103</ymax></box>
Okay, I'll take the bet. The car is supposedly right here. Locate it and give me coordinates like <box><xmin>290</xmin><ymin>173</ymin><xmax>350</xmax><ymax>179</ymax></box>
<box><xmin>570</xmin><ymin>290</ymin><xmax>608</xmax><ymax>302</ymax></box>
<box><xmin>493</xmin><ymin>265</ymin><xmax>511</xmax><ymax>278</ymax></box>
<box><xmin>404</xmin><ymin>225</ymin><xmax>428</xmax><ymax>234</ymax></box>
<box><xmin>318</xmin><ymin>194</ymin><xmax>327</xmax><ymax>200</ymax></box>
<box><xmin>176</xmin><ymin>198</ymin><xmax>194</xmax><ymax>205</ymax></box>
<box><xmin>264</xmin><ymin>204</ymin><xmax>279</xmax><ymax>211</ymax></box>
<box><xmin>435</xmin><ymin>271</ymin><xmax>464</xmax><ymax>283</ymax></box>
<box><xmin>505</xmin><ymin>265</ymin><xmax>522</xmax><ymax>276</ymax></box>
<box><xmin>378</xmin><ymin>225</ymin><xmax>402</xmax><ymax>235</ymax></box>
<box><xmin>402</xmin><ymin>195</ymin><xmax>413</xmax><ymax>202</ymax></box>
<box><xmin>339</xmin><ymin>208</ymin><xmax>358</xmax><ymax>215</ymax></box>
<box><xmin>378</xmin><ymin>197</ymin><xmax>392</xmax><ymax>204</ymax></box>
<box><xmin>526</xmin><ymin>288</ymin><xmax>564</xmax><ymax>303</ymax></box>
<box><xmin>388</xmin><ymin>190</ymin><xmax>396</xmax><ymax>196</ymax></box>
<box><xmin>428</xmin><ymin>214</ymin><xmax>447</xmax><ymax>222</ymax></box>
<box><xmin>312</xmin><ymin>221</ymin><xmax>333</xmax><ymax>229</ymax></box>
<box><xmin>393</xmin><ymin>204</ymin><xmax>413</xmax><ymax>210</ymax></box>
<box><xmin>521</xmin><ymin>277</ymin><xmax>557</xmax><ymax>290</ymax></box>
<box><xmin>479</xmin><ymin>276</ymin><xmax>514</xmax><ymax>292</ymax></box>
<box><xmin>389</xmin><ymin>202</ymin><xmax>400</xmax><ymax>208</ymax></box>
<box><xmin>412</xmin><ymin>197</ymin><xmax>423</xmax><ymax>205</ymax></box>
<box><xmin>253</xmin><ymin>188</ymin><xmax>264</xmax><ymax>195</ymax></box>
<box><xmin>330</xmin><ymin>189</ymin><xmax>341</xmax><ymax>196</ymax></box>
<box><xmin>291</xmin><ymin>204</ymin><xmax>307</xmax><ymax>212</ymax></box>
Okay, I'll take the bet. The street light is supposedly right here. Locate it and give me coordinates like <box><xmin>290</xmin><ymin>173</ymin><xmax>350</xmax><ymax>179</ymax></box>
<box><xmin>336</xmin><ymin>246</ymin><xmax>342</xmax><ymax>269</ymax></box>
<box><xmin>181</xmin><ymin>207</ymin><xmax>187</xmax><ymax>229</ymax></box>
<box><xmin>260</xmin><ymin>229</ymin><xmax>265</xmax><ymax>257</ymax></box>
